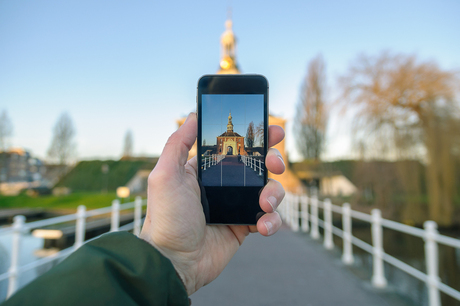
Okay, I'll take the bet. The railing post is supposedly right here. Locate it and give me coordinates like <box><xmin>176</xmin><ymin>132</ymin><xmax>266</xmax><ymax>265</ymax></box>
<box><xmin>300</xmin><ymin>195</ymin><xmax>309</xmax><ymax>233</ymax></box>
<box><xmin>323</xmin><ymin>198</ymin><xmax>334</xmax><ymax>250</ymax></box>
<box><xmin>74</xmin><ymin>205</ymin><xmax>86</xmax><ymax>249</ymax></box>
<box><xmin>283</xmin><ymin>194</ymin><xmax>290</xmax><ymax>227</ymax></box>
<box><xmin>424</xmin><ymin>221</ymin><xmax>441</xmax><ymax>306</ymax></box>
<box><xmin>289</xmin><ymin>193</ymin><xmax>295</xmax><ymax>229</ymax></box>
<box><xmin>134</xmin><ymin>196</ymin><xmax>143</xmax><ymax>236</ymax></box>
<box><xmin>259</xmin><ymin>159</ymin><xmax>262</xmax><ymax>175</ymax></box>
<box><xmin>291</xmin><ymin>194</ymin><xmax>297</xmax><ymax>230</ymax></box>
<box><xmin>7</xmin><ymin>215</ymin><xmax>25</xmax><ymax>298</ymax></box>
<box><xmin>310</xmin><ymin>190</ymin><xmax>320</xmax><ymax>240</ymax></box>
<box><xmin>285</xmin><ymin>193</ymin><xmax>291</xmax><ymax>228</ymax></box>
<box><xmin>341</xmin><ymin>203</ymin><xmax>354</xmax><ymax>265</ymax></box>
<box><xmin>111</xmin><ymin>199</ymin><xmax>120</xmax><ymax>232</ymax></box>
<box><xmin>292</xmin><ymin>195</ymin><xmax>299</xmax><ymax>232</ymax></box>
<box><xmin>371</xmin><ymin>209</ymin><xmax>387</xmax><ymax>288</ymax></box>
<box><xmin>204</xmin><ymin>157</ymin><xmax>207</xmax><ymax>170</ymax></box>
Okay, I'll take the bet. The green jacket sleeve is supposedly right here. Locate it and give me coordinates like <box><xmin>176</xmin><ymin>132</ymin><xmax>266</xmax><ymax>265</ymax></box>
<box><xmin>3</xmin><ymin>232</ymin><xmax>189</xmax><ymax>306</ymax></box>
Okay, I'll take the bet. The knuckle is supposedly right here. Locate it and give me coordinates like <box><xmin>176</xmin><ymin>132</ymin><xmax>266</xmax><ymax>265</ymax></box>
<box><xmin>148</xmin><ymin>168</ymin><xmax>169</xmax><ymax>186</ymax></box>
<box><xmin>165</xmin><ymin>133</ymin><xmax>180</xmax><ymax>147</ymax></box>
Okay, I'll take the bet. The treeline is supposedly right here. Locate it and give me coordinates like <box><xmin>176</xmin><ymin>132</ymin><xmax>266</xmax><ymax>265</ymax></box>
<box><xmin>295</xmin><ymin>51</ymin><xmax>460</xmax><ymax>226</ymax></box>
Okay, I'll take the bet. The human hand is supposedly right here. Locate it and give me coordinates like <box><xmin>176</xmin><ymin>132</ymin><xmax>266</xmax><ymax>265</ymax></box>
<box><xmin>139</xmin><ymin>112</ymin><xmax>285</xmax><ymax>295</ymax></box>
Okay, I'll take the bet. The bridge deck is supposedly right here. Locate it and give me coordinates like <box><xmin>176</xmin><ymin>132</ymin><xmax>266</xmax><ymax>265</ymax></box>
<box><xmin>191</xmin><ymin>226</ymin><xmax>408</xmax><ymax>306</ymax></box>
<box><xmin>202</xmin><ymin>156</ymin><xmax>264</xmax><ymax>186</ymax></box>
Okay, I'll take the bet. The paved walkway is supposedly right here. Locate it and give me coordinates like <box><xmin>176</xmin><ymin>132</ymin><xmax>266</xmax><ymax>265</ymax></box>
<box><xmin>202</xmin><ymin>156</ymin><xmax>264</xmax><ymax>186</ymax></box>
<box><xmin>191</xmin><ymin>227</ymin><xmax>409</xmax><ymax>306</ymax></box>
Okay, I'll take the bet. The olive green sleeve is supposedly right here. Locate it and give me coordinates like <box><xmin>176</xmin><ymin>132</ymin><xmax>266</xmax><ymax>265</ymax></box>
<box><xmin>3</xmin><ymin>232</ymin><xmax>189</xmax><ymax>306</ymax></box>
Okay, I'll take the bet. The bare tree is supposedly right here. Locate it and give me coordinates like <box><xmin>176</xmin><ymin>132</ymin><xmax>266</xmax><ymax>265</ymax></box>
<box><xmin>0</xmin><ymin>110</ymin><xmax>13</xmax><ymax>151</ymax></box>
<box><xmin>123</xmin><ymin>130</ymin><xmax>133</xmax><ymax>158</ymax></box>
<box><xmin>256</xmin><ymin>121</ymin><xmax>264</xmax><ymax>147</ymax></box>
<box><xmin>295</xmin><ymin>55</ymin><xmax>328</xmax><ymax>160</ymax></box>
<box><xmin>48</xmin><ymin>112</ymin><xmax>76</xmax><ymax>165</ymax></box>
<box><xmin>339</xmin><ymin>51</ymin><xmax>459</xmax><ymax>226</ymax></box>
<box><xmin>246</xmin><ymin>121</ymin><xmax>255</xmax><ymax>149</ymax></box>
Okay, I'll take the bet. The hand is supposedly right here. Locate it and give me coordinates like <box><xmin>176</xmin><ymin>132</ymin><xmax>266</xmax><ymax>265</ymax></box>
<box><xmin>139</xmin><ymin>112</ymin><xmax>286</xmax><ymax>295</ymax></box>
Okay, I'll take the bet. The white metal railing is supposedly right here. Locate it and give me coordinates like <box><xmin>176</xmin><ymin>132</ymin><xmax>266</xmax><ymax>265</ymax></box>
<box><xmin>241</xmin><ymin>155</ymin><xmax>264</xmax><ymax>176</ymax></box>
<box><xmin>0</xmin><ymin>196</ymin><xmax>147</xmax><ymax>300</ymax></box>
<box><xmin>202</xmin><ymin>154</ymin><xmax>225</xmax><ymax>170</ymax></box>
<box><xmin>279</xmin><ymin>192</ymin><xmax>460</xmax><ymax>306</ymax></box>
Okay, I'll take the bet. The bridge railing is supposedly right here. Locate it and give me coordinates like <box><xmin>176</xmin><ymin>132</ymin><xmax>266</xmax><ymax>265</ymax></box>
<box><xmin>241</xmin><ymin>155</ymin><xmax>264</xmax><ymax>176</ymax></box>
<box><xmin>279</xmin><ymin>192</ymin><xmax>460</xmax><ymax>306</ymax></box>
<box><xmin>0</xmin><ymin>196</ymin><xmax>147</xmax><ymax>300</ymax></box>
<box><xmin>202</xmin><ymin>154</ymin><xmax>225</xmax><ymax>170</ymax></box>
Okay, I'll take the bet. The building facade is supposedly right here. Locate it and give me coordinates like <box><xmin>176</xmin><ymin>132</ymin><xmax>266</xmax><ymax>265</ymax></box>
<box><xmin>216</xmin><ymin>112</ymin><xmax>246</xmax><ymax>155</ymax></box>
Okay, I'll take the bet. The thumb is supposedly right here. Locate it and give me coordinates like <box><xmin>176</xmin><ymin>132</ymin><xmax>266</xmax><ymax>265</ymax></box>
<box><xmin>156</xmin><ymin>112</ymin><xmax>197</xmax><ymax>173</ymax></box>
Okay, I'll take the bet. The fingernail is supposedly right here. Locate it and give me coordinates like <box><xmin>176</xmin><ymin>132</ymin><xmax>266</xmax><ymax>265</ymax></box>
<box><xmin>277</xmin><ymin>154</ymin><xmax>285</xmax><ymax>167</ymax></box>
<box><xmin>264</xmin><ymin>221</ymin><xmax>273</xmax><ymax>235</ymax></box>
<box><xmin>267</xmin><ymin>196</ymin><xmax>277</xmax><ymax>211</ymax></box>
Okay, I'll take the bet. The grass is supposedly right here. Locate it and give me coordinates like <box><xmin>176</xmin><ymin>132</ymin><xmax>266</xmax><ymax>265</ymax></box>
<box><xmin>0</xmin><ymin>192</ymin><xmax>120</xmax><ymax>211</ymax></box>
<box><xmin>56</xmin><ymin>160</ymin><xmax>156</xmax><ymax>192</ymax></box>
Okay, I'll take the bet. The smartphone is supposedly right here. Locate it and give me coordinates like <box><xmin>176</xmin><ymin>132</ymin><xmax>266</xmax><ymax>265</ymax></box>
<box><xmin>197</xmin><ymin>74</ymin><xmax>268</xmax><ymax>225</ymax></box>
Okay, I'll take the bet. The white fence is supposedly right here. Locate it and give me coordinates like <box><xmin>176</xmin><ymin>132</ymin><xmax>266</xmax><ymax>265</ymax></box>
<box><xmin>241</xmin><ymin>155</ymin><xmax>264</xmax><ymax>176</ymax></box>
<box><xmin>0</xmin><ymin>196</ymin><xmax>147</xmax><ymax>300</ymax></box>
<box><xmin>202</xmin><ymin>154</ymin><xmax>225</xmax><ymax>170</ymax></box>
<box><xmin>278</xmin><ymin>192</ymin><xmax>460</xmax><ymax>306</ymax></box>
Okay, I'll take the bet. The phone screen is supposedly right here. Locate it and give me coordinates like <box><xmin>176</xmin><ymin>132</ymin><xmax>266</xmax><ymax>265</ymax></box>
<box><xmin>197</xmin><ymin>75</ymin><xmax>268</xmax><ymax>225</ymax></box>
<box><xmin>201</xmin><ymin>94</ymin><xmax>265</xmax><ymax>187</ymax></box>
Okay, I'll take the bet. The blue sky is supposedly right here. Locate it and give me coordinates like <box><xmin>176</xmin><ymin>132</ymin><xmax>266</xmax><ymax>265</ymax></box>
<box><xmin>202</xmin><ymin>94</ymin><xmax>264</xmax><ymax>146</ymax></box>
<box><xmin>1</xmin><ymin>0</ymin><xmax>459</xmax><ymax>161</ymax></box>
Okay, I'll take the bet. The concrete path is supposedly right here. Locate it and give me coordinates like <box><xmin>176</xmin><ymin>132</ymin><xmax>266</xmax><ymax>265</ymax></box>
<box><xmin>202</xmin><ymin>156</ymin><xmax>264</xmax><ymax>186</ymax></box>
<box><xmin>191</xmin><ymin>227</ymin><xmax>408</xmax><ymax>306</ymax></box>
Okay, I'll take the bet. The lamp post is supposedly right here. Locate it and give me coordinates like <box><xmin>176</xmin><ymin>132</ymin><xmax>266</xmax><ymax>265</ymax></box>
<box><xmin>101</xmin><ymin>164</ymin><xmax>109</xmax><ymax>194</ymax></box>
<box><xmin>116</xmin><ymin>186</ymin><xmax>130</xmax><ymax>203</ymax></box>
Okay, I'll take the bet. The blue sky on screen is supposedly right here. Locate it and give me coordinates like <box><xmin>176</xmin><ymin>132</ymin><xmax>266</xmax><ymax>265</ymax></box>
<box><xmin>1</xmin><ymin>0</ymin><xmax>459</xmax><ymax>161</ymax></box>
<box><xmin>202</xmin><ymin>94</ymin><xmax>264</xmax><ymax>146</ymax></box>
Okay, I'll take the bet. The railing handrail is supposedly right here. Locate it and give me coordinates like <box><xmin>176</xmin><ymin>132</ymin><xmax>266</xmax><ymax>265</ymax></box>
<box><xmin>0</xmin><ymin>200</ymin><xmax>144</xmax><ymax>235</ymax></box>
<box><xmin>0</xmin><ymin>196</ymin><xmax>147</xmax><ymax>300</ymax></box>
<box><xmin>280</xmin><ymin>192</ymin><xmax>460</xmax><ymax>306</ymax></box>
<box><xmin>293</xmin><ymin>194</ymin><xmax>459</xmax><ymax>249</ymax></box>
<box><xmin>241</xmin><ymin>155</ymin><xmax>265</xmax><ymax>176</ymax></box>
<box><xmin>202</xmin><ymin>154</ymin><xmax>225</xmax><ymax>170</ymax></box>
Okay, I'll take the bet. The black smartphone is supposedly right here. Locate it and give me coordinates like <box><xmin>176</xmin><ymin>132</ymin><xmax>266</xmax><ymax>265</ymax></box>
<box><xmin>197</xmin><ymin>74</ymin><xmax>269</xmax><ymax>225</ymax></box>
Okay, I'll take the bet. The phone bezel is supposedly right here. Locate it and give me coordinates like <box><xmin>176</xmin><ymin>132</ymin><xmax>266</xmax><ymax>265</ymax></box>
<box><xmin>197</xmin><ymin>74</ymin><xmax>269</xmax><ymax>225</ymax></box>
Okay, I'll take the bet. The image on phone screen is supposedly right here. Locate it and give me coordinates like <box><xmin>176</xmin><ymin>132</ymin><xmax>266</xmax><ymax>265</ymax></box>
<box><xmin>201</xmin><ymin>94</ymin><xmax>265</xmax><ymax>187</ymax></box>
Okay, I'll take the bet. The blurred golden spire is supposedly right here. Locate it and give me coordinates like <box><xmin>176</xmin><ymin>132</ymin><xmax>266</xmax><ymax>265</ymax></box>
<box><xmin>217</xmin><ymin>9</ymin><xmax>240</xmax><ymax>74</ymax></box>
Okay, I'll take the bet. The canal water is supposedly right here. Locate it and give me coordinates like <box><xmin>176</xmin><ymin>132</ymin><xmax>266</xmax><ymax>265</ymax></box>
<box><xmin>0</xmin><ymin>233</ymin><xmax>46</xmax><ymax>301</ymax></box>
<box><xmin>316</xmin><ymin>222</ymin><xmax>460</xmax><ymax>306</ymax></box>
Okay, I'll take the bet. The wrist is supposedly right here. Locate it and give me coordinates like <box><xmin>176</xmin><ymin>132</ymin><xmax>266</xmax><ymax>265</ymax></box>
<box><xmin>172</xmin><ymin>260</ymin><xmax>195</xmax><ymax>295</ymax></box>
<box><xmin>139</xmin><ymin>232</ymin><xmax>197</xmax><ymax>295</ymax></box>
